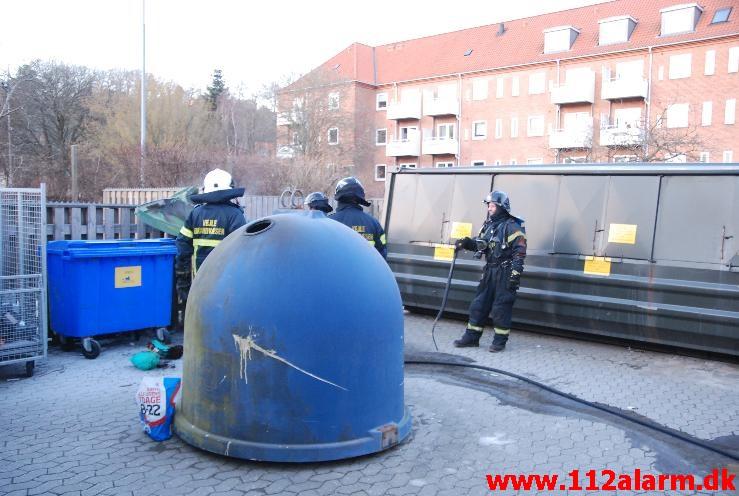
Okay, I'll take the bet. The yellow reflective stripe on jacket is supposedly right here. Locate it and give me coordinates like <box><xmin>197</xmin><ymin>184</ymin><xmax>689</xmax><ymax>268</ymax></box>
<box><xmin>380</xmin><ymin>234</ymin><xmax>387</xmax><ymax>244</ymax></box>
<box><xmin>180</xmin><ymin>226</ymin><xmax>193</xmax><ymax>238</ymax></box>
<box><xmin>507</xmin><ymin>231</ymin><xmax>525</xmax><ymax>243</ymax></box>
<box><xmin>193</xmin><ymin>238</ymin><xmax>221</xmax><ymax>248</ymax></box>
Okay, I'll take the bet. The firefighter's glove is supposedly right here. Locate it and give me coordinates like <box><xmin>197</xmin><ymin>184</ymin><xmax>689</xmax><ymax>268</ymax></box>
<box><xmin>455</xmin><ymin>237</ymin><xmax>476</xmax><ymax>252</ymax></box>
<box><xmin>508</xmin><ymin>269</ymin><xmax>521</xmax><ymax>291</ymax></box>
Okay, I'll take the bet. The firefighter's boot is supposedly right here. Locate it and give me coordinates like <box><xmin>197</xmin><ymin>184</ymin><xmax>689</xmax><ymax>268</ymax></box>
<box><xmin>454</xmin><ymin>327</ymin><xmax>483</xmax><ymax>348</ymax></box>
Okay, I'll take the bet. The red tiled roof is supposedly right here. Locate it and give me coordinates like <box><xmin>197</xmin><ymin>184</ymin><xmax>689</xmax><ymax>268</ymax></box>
<box><xmin>292</xmin><ymin>0</ymin><xmax>738</xmax><ymax>90</ymax></box>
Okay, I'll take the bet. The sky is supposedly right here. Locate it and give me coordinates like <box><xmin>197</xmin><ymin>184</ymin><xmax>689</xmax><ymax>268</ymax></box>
<box><xmin>0</xmin><ymin>0</ymin><xmax>612</xmax><ymax>96</ymax></box>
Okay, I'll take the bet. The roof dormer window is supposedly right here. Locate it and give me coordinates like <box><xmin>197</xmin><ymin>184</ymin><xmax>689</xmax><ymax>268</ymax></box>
<box><xmin>660</xmin><ymin>3</ymin><xmax>703</xmax><ymax>36</ymax></box>
<box><xmin>598</xmin><ymin>16</ymin><xmax>637</xmax><ymax>45</ymax></box>
<box><xmin>543</xmin><ymin>26</ymin><xmax>579</xmax><ymax>54</ymax></box>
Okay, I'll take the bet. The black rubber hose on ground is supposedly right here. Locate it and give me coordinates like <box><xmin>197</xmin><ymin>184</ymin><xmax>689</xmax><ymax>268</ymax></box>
<box><xmin>430</xmin><ymin>251</ymin><xmax>458</xmax><ymax>352</ymax></box>
<box><xmin>404</xmin><ymin>358</ymin><xmax>739</xmax><ymax>463</ymax></box>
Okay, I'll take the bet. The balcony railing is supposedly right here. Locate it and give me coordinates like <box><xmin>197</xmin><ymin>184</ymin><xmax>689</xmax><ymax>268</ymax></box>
<box><xmin>387</xmin><ymin>98</ymin><xmax>422</xmax><ymax>120</ymax></box>
<box><xmin>550</xmin><ymin>70</ymin><xmax>596</xmax><ymax>104</ymax></box>
<box><xmin>422</xmin><ymin>137</ymin><xmax>458</xmax><ymax>155</ymax></box>
<box><xmin>386</xmin><ymin>136</ymin><xmax>421</xmax><ymax>157</ymax></box>
<box><xmin>549</xmin><ymin>123</ymin><xmax>593</xmax><ymax>149</ymax></box>
<box><xmin>601</xmin><ymin>76</ymin><xmax>648</xmax><ymax>100</ymax></box>
<box><xmin>599</xmin><ymin>125</ymin><xmax>643</xmax><ymax>146</ymax></box>
<box><xmin>422</xmin><ymin>95</ymin><xmax>460</xmax><ymax>116</ymax></box>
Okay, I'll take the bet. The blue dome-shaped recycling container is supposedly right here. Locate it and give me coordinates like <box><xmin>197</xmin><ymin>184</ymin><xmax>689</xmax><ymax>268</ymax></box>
<box><xmin>174</xmin><ymin>211</ymin><xmax>411</xmax><ymax>462</ymax></box>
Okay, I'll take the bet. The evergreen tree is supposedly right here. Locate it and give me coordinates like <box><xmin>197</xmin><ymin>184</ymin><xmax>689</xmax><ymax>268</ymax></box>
<box><xmin>206</xmin><ymin>69</ymin><xmax>226</xmax><ymax>111</ymax></box>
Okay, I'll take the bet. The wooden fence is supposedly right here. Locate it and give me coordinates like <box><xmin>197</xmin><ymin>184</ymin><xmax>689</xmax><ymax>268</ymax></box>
<box><xmin>102</xmin><ymin>188</ymin><xmax>183</xmax><ymax>205</ymax></box>
<box><xmin>46</xmin><ymin>197</ymin><xmax>385</xmax><ymax>241</ymax></box>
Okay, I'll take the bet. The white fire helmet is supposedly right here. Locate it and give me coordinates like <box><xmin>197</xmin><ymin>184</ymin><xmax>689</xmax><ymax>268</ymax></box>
<box><xmin>202</xmin><ymin>168</ymin><xmax>234</xmax><ymax>193</ymax></box>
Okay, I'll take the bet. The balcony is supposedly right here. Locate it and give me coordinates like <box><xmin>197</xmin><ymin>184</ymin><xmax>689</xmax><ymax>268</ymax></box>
<box><xmin>422</xmin><ymin>94</ymin><xmax>459</xmax><ymax>116</ymax></box>
<box><xmin>422</xmin><ymin>137</ymin><xmax>458</xmax><ymax>155</ymax></box>
<box><xmin>276</xmin><ymin>112</ymin><xmax>291</xmax><ymax>126</ymax></box>
<box><xmin>276</xmin><ymin>145</ymin><xmax>296</xmax><ymax>159</ymax></box>
<box><xmin>600</xmin><ymin>125</ymin><xmax>643</xmax><ymax>146</ymax></box>
<box><xmin>601</xmin><ymin>76</ymin><xmax>648</xmax><ymax>100</ymax></box>
<box><xmin>387</xmin><ymin>97</ymin><xmax>422</xmax><ymax>120</ymax></box>
<box><xmin>550</xmin><ymin>70</ymin><xmax>596</xmax><ymax>104</ymax></box>
<box><xmin>549</xmin><ymin>123</ymin><xmax>593</xmax><ymax>149</ymax></box>
<box><xmin>386</xmin><ymin>136</ymin><xmax>421</xmax><ymax>157</ymax></box>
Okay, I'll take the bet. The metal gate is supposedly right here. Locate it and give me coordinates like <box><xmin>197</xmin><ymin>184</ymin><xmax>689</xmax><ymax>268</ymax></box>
<box><xmin>0</xmin><ymin>186</ymin><xmax>47</xmax><ymax>376</ymax></box>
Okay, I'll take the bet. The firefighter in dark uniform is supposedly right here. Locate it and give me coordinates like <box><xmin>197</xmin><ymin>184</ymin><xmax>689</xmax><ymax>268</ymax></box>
<box><xmin>303</xmin><ymin>191</ymin><xmax>333</xmax><ymax>214</ymax></box>
<box><xmin>329</xmin><ymin>177</ymin><xmax>387</xmax><ymax>259</ymax></box>
<box><xmin>175</xmin><ymin>168</ymin><xmax>247</xmax><ymax>303</ymax></box>
<box><xmin>453</xmin><ymin>191</ymin><xmax>527</xmax><ymax>352</ymax></box>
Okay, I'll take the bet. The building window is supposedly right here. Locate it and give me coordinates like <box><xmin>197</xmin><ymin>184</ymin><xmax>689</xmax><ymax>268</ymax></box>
<box><xmin>291</xmin><ymin>132</ymin><xmax>300</xmax><ymax>146</ymax></box>
<box><xmin>527</xmin><ymin>115</ymin><xmax>545</xmax><ymax>136</ymax></box>
<box><xmin>496</xmin><ymin>78</ymin><xmax>504</xmax><ymax>98</ymax></box>
<box><xmin>511</xmin><ymin>76</ymin><xmax>520</xmax><ymax>97</ymax></box>
<box><xmin>437</xmin><ymin>123</ymin><xmax>455</xmax><ymax>139</ymax></box>
<box><xmin>494</xmin><ymin>160</ymin><xmax>502</xmax><ymax>166</ymax></box>
<box><xmin>510</xmin><ymin>117</ymin><xmax>519</xmax><ymax>138</ymax></box>
<box><xmin>375</xmin><ymin>164</ymin><xmax>387</xmax><ymax>181</ymax></box>
<box><xmin>699</xmin><ymin>151</ymin><xmax>710</xmax><ymax>163</ymax></box>
<box><xmin>563</xmin><ymin>156</ymin><xmax>587</xmax><ymax>164</ymax></box>
<box><xmin>399</xmin><ymin>163</ymin><xmax>417</xmax><ymax>169</ymax></box>
<box><xmin>495</xmin><ymin>118</ymin><xmax>503</xmax><ymax>139</ymax></box>
<box><xmin>705</xmin><ymin>50</ymin><xmax>716</xmax><ymax>75</ymax></box>
<box><xmin>328</xmin><ymin>92</ymin><xmax>340</xmax><ymax>110</ymax></box>
<box><xmin>435</xmin><ymin>162</ymin><xmax>454</xmax><ymax>168</ymax></box>
<box><xmin>665</xmin><ymin>104</ymin><xmax>689</xmax><ymax>128</ymax></box>
<box><xmin>376</xmin><ymin>93</ymin><xmax>388</xmax><ymax>110</ymax></box>
<box><xmin>543</xmin><ymin>26</ymin><xmax>579</xmax><ymax>53</ymax></box>
<box><xmin>711</xmin><ymin>7</ymin><xmax>732</xmax><ymax>24</ymax></box>
<box><xmin>702</xmin><ymin>101</ymin><xmax>713</xmax><ymax>126</ymax></box>
<box><xmin>726</xmin><ymin>99</ymin><xmax>736</xmax><ymax>125</ymax></box>
<box><xmin>723</xmin><ymin>150</ymin><xmax>734</xmax><ymax>162</ymax></box>
<box><xmin>598</xmin><ymin>16</ymin><xmax>637</xmax><ymax>45</ymax></box>
<box><xmin>328</xmin><ymin>127</ymin><xmax>339</xmax><ymax>144</ymax></box>
<box><xmin>660</xmin><ymin>4</ymin><xmax>702</xmax><ymax>36</ymax></box>
<box><xmin>472</xmin><ymin>160</ymin><xmax>486</xmax><ymax>166</ymax></box>
<box><xmin>510</xmin><ymin>159</ymin><xmax>517</xmax><ymax>165</ymax></box>
<box><xmin>399</xmin><ymin>126</ymin><xmax>417</xmax><ymax>140</ymax></box>
<box><xmin>528</xmin><ymin>72</ymin><xmax>546</xmax><ymax>94</ymax></box>
<box><xmin>729</xmin><ymin>47</ymin><xmax>739</xmax><ymax>73</ymax></box>
<box><xmin>376</xmin><ymin>128</ymin><xmax>387</xmax><ymax>145</ymax></box>
<box><xmin>472</xmin><ymin>121</ymin><xmax>487</xmax><ymax>140</ymax></box>
<box><xmin>614</xmin><ymin>155</ymin><xmax>638</xmax><ymax>163</ymax></box>
<box><xmin>472</xmin><ymin>79</ymin><xmax>488</xmax><ymax>100</ymax></box>
<box><xmin>669</xmin><ymin>53</ymin><xmax>692</xmax><ymax>79</ymax></box>
<box><xmin>527</xmin><ymin>158</ymin><xmax>544</xmax><ymax>165</ymax></box>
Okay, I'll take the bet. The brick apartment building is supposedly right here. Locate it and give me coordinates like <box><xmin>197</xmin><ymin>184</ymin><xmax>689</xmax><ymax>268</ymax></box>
<box><xmin>276</xmin><ymin>0</ymin><xmax>738</xmax><ymax>197</ymax></box>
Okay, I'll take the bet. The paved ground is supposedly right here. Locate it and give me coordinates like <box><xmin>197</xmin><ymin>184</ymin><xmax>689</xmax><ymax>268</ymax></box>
<box><xmin>1</xmin><ymin>313</ymin><xmax>738</xmax><ymax>496</ymax></box>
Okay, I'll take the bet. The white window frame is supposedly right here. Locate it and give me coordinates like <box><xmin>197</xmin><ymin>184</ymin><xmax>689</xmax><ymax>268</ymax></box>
<box><xmin>472</xmin><ymin>78</ymin><xmax>488</xmax><ymax>101</ymax></box>
<box><xmin>399</xmin><ymin>163</ymin><xmax>417</xmax><ymax>169</ymax></box>
<box><xmin>562</xmin><ymin>156</ymin><xmax>587</xmax><ymax>164</ymax></box>
<box><xmin>435</xmin><ymin>161</ymin><xmax>455</xmax><ymax>168</ymax></box>
<box><xmin>471</xmin><ymin>160</ymin><xmax>486</xmax><ymax>166</ymax></box>
<box><xmin>723</xmin><ymin>150</ymin><xmax>734</xmax><ymax>162</ymax></box>
<box><xmin>494</xmin><ymin>160</ymin><xmax>502</xmax><ymax>166</ymax></box>
<box><xmin>399</xmin><ymin>126</ymin><xmax>418</xmax><ymax>141</ymax></box>
<box><xmin>730</xmin><ymin>47</ymin><xmax>739</xmax><ymax>73</ymax></box>
<box><xmin>528</xmin><ymin>72</ymin><xmax>546</xmax><ymax>94</ymax></box>
<box><xmin>705</xmin><ymin>50</ymin><xmax>716</xmax><ymax>75</ymax></box>
<box><xmin>613</xmin><ymin>155</ymin><xmax>638</xmax><ymax>163</ymax></box>
<box><xmin>510</xmin><ymin>117</ymin><xmax>519</xmax><ymax>138</ymax></box>
<box><xmin>328</xmin><ymin>92</ymin><xmax>340</xmax><ymax>110</ymax></box>
<box><xmin>511</xmin><ymin>76</ymin><xmax>520</xmax><ymax>97</ymax></box>
<box><xmin>527</xmin><ymin>115</ymin><xmax>545</xmax><ymax>137</ymax></box>
<box><xmin>665</xmin><ymin>104</ymin><xmax>689</xmax><ymax>128</ymax></box>
<box><xmin>437</xmin><ymin>123</ymin><xmax>456</xmax><ymax>140</ymax></box>
<box><xmin>496</xmin><ymin>78</ymin><xmax>505</xmax><ymax>98</ymax></box>
<box><xmin>725</xmin><ymin>99</ymin><xmax>736</xmax><ymax>125</ymax></box>
<box><xmin>699</xmin><ymin>151</ymin><xmax>710</xmax><ymax>163</ymax></box>
<box><xmin>472</xmin><ymin>120</ymin><xmax>487</xmax><ymax>140</ymax></box>
<box><xmin>327</xmin><ymin>127</ymin><xmax>339</xmax><ymax>145</ymax></box>
<box><xmin>660</xmin><ymin>4</ymin><xmax>702</xmax><ymax>36</ymax></box>
<box><xmin>495</xmin><ymin>118</ymin><xmax>503</xmax><ymax>139</ymax></box>
<box><xmin>376</xmin><ymin>128</ymin><xmax>387</xmax><ymax>145</ymax></box>
<box><xmin>668</xmin><ymin>53</ymin><xmax>692</xmax><ymax>79</ymax></box>
<box><xmin>526</xmin><ymin>158</ymin><xmax>544</xmax><ymax>165</ymax></box>
<box><xmin>702</xmin><ymin>101</ymin><xmax>712</xmax><ymax>126</ymax></box>
<box><xmin>510</xmin><ymin>159</ymin><xmax>518</xmax><ymax>165</ymax></box>
<box><xmin>376</xmin><ymin>93</ymin><xmax>388</xmax><ymax>110</ymax></box>
<box><xmin>374</xmin><ymin>164</ymin><xmax>387</xmax><ymax>181</ymax></box>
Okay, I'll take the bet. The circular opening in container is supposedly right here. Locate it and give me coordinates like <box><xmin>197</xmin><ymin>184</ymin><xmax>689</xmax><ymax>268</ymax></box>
<box><xmin>244</xmin><ymin>219</ymin><xmax>273</xmax><ymax>235</ymax></box>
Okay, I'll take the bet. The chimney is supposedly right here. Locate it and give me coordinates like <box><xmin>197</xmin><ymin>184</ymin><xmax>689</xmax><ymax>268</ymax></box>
<box><xmin>497</xmin><ymin>22</ymin><xmax>506</xmax><ymax>36</ymax></box>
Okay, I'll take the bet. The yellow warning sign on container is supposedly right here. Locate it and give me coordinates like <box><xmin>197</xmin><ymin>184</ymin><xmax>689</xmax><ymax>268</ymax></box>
<box><xmin>433</xmin><ymin>244</ymin><xmax>455</xmax><ymax>262</ymax></box>
<box><xmin>608</xmin><ymin>223</ymin><xmax>637</xmax><ymax>244</ymax></box>
<box><xmin>115</xmin><ymin>266</ymin><xmax>142</xmax><ymax>288</ymax></box>
<box><xmin>450</xmin><ymin>222</ymin><xmax>473</xmax><ymax>239</ymax></box>
<box><xmin>583</xmin><ymin>257</ymin><xmax>611</xmax><ymax>276</ymax></box>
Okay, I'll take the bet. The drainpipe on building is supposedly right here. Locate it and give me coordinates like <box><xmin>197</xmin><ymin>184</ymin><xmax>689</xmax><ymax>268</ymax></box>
<box><xmin>646</xmin><ymin>46</ymin><xmax>654</xmax><ymax>159</ymax></box>
<box><xmin>555</xmin><ymin>59</ymin><xmax>561</xmax><ymax>164</ymax></box>
<box><xmin>457</xmin><ymin>74</ymin><xmax>462</xmax><ymax>165</ymax></box>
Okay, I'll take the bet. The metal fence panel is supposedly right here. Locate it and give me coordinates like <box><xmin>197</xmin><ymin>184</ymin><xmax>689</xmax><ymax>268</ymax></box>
<box><xmin>0</xmin><ymin>186</ymin><xmax>47</xmax><ymax>367</ymax></box>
